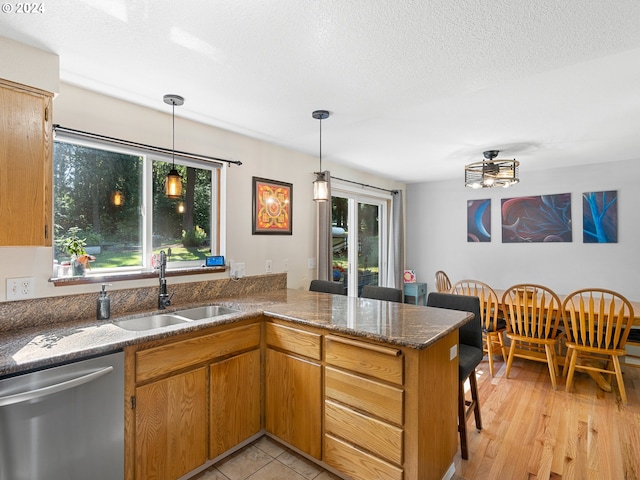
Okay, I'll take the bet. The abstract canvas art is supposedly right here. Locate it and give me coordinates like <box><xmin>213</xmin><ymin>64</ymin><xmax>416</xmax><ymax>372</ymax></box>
<box><xmin>467</xmin><ymin>199</ymin><xmax>491</xmax><ymax>242</ymax></box>
<box><xmin>583</xmin><ymin>190</ymin><xmax>617</xmax><ymax>243</ymax></box>
<box><xmin>252</xmin><ymin>177</ymin><xmax>292</xmax><ymax>234</ymax></box>
<box><xmin>501</xmin><ymin>193</ymin><xmax>572</xmax><ymax>243</ymax></box>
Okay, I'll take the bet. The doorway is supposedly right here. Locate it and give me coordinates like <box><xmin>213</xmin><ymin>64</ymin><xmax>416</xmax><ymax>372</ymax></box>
<box><xmin>332</xmin><ymin>187</ymin><xmax>389</xmax><ymax>297</ymax></box>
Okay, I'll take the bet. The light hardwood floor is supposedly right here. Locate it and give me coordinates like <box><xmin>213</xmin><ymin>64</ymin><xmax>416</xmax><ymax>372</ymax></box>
<box><xmin>455</xmin><ymin>357</ymin><xmax>640</xmax><ymax>480</ymax></box>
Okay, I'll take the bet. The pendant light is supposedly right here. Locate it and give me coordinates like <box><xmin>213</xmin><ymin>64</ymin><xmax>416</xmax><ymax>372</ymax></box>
<box><xmin>111</xmin><ymin>190</ymin><xmax>124</xmax><ymax>206</ymax></box>
<box><xmin>163</xmin><ymin>94</ymin><xmax>184</xmax><ymax>199</ymax></box>
<box><xmin>312</xmin><ymin>110</ymin><xmax>330</xmax><ymax>201</ymax></box>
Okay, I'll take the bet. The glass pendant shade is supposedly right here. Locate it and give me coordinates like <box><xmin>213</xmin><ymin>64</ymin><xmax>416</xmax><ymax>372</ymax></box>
<box><xmin>313</xmin><ymin>173</ymin><xmax>329</xmax><ymax>201</ymax></box>
<box><xmin>163</xmin><ymin>94</ymin><xmax>185</xmax><ymax>199</ymax></box>
<box><xmin>111</xmin><ymin>190</ymin><xmax>124</xmax><ymax>206</ymax></box>
<box><xmin>312</xmin><ymin>110</ymin><xmax>330</xmax><ymax>201</ymax></box>
<box><xmin>165</xmin><ymin>168</ymin><xmax>183</xmax><ymax>198</ymax></box>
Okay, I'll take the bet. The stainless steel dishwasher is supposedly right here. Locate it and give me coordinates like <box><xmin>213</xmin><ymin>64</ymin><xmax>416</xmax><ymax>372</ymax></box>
<box><xmin>0</xmin><ymin>350</ymin><xmax>124</xmax><ymax>480</ymax></box>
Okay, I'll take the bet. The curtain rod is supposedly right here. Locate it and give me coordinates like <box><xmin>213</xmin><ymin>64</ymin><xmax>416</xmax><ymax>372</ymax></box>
<box><xmin>331</xmin><ymin>175</ymin><xmax>399</xmax><ymax>194</ymax></box>
<box><xmin>53</xmin><ymin>124</ymin><xmax>242</xmax><ymax>167</ymax></box>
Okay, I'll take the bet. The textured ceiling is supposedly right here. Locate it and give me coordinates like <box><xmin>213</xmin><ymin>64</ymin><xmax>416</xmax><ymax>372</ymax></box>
<box><xmin>2</xmin><ymin>0</ymin><xmax>640</xmax><ymax>183</ymax></box>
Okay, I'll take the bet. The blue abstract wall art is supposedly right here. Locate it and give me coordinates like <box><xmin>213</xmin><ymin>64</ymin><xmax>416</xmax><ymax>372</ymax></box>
<box><xmin>501</xmin><ymin>193</ymin><xmax>572</xmax><ymax>243</ymax></box>
<box><xmin>467</xmin><ymin>199</ymin><xmax>491</xmax><ymax>242</ymax></box>
<box><xmin>583</xmin><ymin>190</ymin><xmax>617</xmax><ymax>243</ymax></box>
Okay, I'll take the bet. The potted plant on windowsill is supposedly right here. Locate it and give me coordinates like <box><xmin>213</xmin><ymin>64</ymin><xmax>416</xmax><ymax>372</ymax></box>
<box><xmin>61</xmin><ymin>227</ymin><xmax>95</xmax><ymax>276</ymax></box>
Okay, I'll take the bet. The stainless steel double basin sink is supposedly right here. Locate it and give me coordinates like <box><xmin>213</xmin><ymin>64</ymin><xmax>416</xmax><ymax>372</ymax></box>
<box><xmin>114</xmin><ymin>305</ymin><xmax>239</xmax><ymax>331</ymax></box>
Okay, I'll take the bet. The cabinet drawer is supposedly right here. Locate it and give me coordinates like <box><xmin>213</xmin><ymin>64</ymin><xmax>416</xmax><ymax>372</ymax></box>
<box><xmin>265</xmin><ymin>322</ymin><xmax>321</xmax><ymax>360</ymax></box>
<box><xmin>325</xmin><ymin>400</ymin><xmax>403</xmax><ymax>465</ymax></box>
<box><xmin>325</xmin><ymin>367</ymin><xmax>403</xmax><ymax>425</ymax></box>
<box><xmin>325</xmin><ymin>335</ymin><xmax>403</xmax><ymax>385</ymax></box>
<box><xmin>136</xmin><ymin>322</ymin><xmax>261</xmax><ymax>383</ymax></box>
<box><xmin>324</xmin><ymin>433</ymin><xmax>403</xmax><ymax>480</ymax></box>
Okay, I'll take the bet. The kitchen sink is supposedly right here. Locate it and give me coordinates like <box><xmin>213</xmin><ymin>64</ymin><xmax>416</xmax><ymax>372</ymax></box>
<box><xmin>174</xmin><ymin>305</ymin><xmax>240</xmax><ymax>320</ymax></box>
<box><xmin>114</xmin><ymin>314</ymin><xmax>190</xmax><ymax>331</ymax></box>
<box><xmin>114</xmin><ymin>305</ymin><xmax>239</xmax><ymax>331</ymax></box>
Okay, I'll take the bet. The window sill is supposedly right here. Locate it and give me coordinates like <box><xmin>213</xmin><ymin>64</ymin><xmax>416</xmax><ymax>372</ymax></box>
<box><xmin>50</xmin><ymin>266</ymin><xmax>227</xmax><ymax>286</ymax></box>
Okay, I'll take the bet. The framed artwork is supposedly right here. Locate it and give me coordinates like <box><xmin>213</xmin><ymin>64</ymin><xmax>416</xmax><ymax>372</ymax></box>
<box><xmin>467</xmin><ymin>199</ymin><xmax>491</xmax><ymax>242</ymax></box>
<box><xmin>583</xmin><ymin>190</ymin><xmax>617</xmax><ymax>243</ymax></box>
<box><xmin>252</xmin><ymin>177</ymin><xmax>292</xmax><ymax>235</ymax></box>
<box><xmin>403</xmin><ymin>270</ymin><xmax>416</xmax><ymax>283</ymax></box>
<box><xmin>501</xmin><ymin>193</ymin><xmax>572</xmax><ymax>243</ymax></box>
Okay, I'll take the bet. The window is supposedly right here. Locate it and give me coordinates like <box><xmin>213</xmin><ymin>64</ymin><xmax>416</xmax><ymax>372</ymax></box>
<box><xmin>331</xmin><ymin>184</ymin><xmax>389</xmax><ymax>296</ymax></box>
<box><xmin>53</xmin><ymin>137</ymin><xmax>223</xmax><ymax>277</ymax></box>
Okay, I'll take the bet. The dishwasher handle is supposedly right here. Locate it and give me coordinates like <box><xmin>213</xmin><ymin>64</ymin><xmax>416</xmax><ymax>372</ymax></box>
<box><xmin>0</xmin><ymin>365</ymin><xmax>114</xmax><ymax>407</ymax></box>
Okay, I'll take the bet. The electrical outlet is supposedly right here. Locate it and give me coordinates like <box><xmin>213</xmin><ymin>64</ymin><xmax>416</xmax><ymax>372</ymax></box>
<box><xmin>283</xmin><ymin>259</ymin><xmax>288</xmax><ymax>272</ymax></box>
<box><xmin>6</xmin><ymin>277</ymin><xmax>35</xmax><ymax>300</ymax></box>
<box><xmin>450</xmin><ymin>344</ymin><xmax>458</xmax><ymax>361</ymax></box>
<box><xmin>266</xmin><ymin>260</ymin><xmax>272</xmax><ymax>273</ymax></box>
<box><xmin>229</xmin><ymin>261</ymin><xmax>245</xmax><ymax>279</ymax></box>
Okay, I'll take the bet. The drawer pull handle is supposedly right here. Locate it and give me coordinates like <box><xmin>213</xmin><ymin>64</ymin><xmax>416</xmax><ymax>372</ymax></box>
<box><xmin>327</xmin><ymin>336</ymin><xmax>401</xmax><ymax>357</ymax></box>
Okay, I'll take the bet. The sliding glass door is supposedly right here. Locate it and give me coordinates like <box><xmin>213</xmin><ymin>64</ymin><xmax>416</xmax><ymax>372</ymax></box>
<box><xmin>332</xmin><ymin>186</ymin><xmax>389</xmax><ymax>297</ymax></box>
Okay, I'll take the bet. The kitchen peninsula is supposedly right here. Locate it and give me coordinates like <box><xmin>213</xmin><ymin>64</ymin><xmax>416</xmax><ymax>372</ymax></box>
<box><xmin>0</xmin><ymin>286</ymin><xmax>472</xmax><ymax>480</ymax></box>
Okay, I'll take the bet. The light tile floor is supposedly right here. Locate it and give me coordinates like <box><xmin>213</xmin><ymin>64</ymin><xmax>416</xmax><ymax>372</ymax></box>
<box><xmin>192</xmin><ymin>435</ymin><xmax>467</xmax><ymax>480</ymax></box>
<box><xmin>191</xmin><ymin>436</ymin><xmax>342</xmax><ymax>480</ymax></box>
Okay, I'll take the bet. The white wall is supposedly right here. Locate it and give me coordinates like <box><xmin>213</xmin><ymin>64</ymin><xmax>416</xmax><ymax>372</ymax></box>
<box><xmin>406</xmin><ymin>159</ymin><xmax>640</xmax><ymax>300</ymax></box>
<box><xmin>0</xmin><ymin>82</ymin><xmax>404</xmax><ymax>301</ymax></box>
<box><xmin>0</xmin><ymin>36</ymin><xmax>59</xmax><ymax>93</ymax></box>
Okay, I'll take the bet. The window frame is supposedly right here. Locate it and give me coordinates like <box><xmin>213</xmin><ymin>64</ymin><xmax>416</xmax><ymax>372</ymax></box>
<box><xmin>52</xmin><ymin>134</ymin><xmax>226</xmax><ymax>279</ymax></box>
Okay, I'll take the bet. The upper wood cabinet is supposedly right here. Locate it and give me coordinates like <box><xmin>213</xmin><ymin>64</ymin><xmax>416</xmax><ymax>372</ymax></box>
<box><xmin>0</xmin><ymin>79</ymin><xmax>53</xmax><ymax>246</ymax></box>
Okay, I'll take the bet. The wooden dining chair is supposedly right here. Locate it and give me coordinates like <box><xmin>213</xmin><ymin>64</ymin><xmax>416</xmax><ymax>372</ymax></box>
<box><xmin>501</xmin><ymin>284</ymin><xmax>564</xmax><ymax>389</ymax></box>
<box><xmin>427</xmin><ymin>292</ymin><xmax>483</xmax><ymax>460</ymax></box>
<box><xmin>451</xmin><ymin>280</ymin><xmax>507</xmax><ymax>377</ymax></box>
<box><xmin>562</xmin><ymin>288</ymin><xmax>635</xmax><ymax>405</ymax></box>
<box><xmin>435</xmin><ymin>270</ymin><xmax>452</xmax><ymax>293</ymax></box>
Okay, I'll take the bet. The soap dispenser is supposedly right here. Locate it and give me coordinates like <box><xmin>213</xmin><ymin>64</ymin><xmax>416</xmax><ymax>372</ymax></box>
<box><xmin>97</xmin><ymin>283</ymin><xmax>112</xmax><ymax>320</ymax></box>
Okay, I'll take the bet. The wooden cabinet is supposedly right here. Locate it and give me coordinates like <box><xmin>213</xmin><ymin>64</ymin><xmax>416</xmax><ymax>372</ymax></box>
<box><xmin>210</xmin><ymin>348</ymin><xmax>261</xmax><ymax>458</ymax></box>
<box><xmin>324</xmin><ymin>335</ymin><xmax>405</xmax><ymax>480</ymax></box>
<box><xmin>125</xmin><ymin>314</ymin><xmax>459</xmax><ymax>480</ymax></box>
<box><xmin>0</xmin><ymin>78</ymin><xmax>52</xmax><ymax>246</ymax></box>
<box><xmin>125</xmin><ymin>320</ymin><xmax>262</xmax><ymax>479</ymax></box>
<box><xmin>135</xmin><ymin>367</ymin><xmax>207</xmax><ymax>480</ymax></box>
<box><xmin>265</xmin><ymin>321</ymin><xmax>322</xmax><ymax>459</ymax></box>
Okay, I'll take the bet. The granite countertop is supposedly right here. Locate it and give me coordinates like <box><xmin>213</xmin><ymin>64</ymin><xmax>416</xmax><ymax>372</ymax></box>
<box><xmin>0</xmin><ymin>289</ymin><xmax>472</xmax><ymax>378</ymax></box>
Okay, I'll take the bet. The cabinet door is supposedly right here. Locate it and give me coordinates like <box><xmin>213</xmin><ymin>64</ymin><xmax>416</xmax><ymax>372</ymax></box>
<box><xmin>265</xmin><ymin>348</ymin><xmax>321</xmax><ymax>458</ymax></box>
<box><xmin>135</xmin><ymin>367</ymin><xmax>207</xmax><ymax>480</ymax></box>
<box><xmin>0</xmin><ymin>80</ymin><xmax>52</xmax><ymax>246</ymax></box>
<box><xmin>210</xmin><ymin>349</ymin><xmax>261</xmax><ymax>459</ymax></box>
